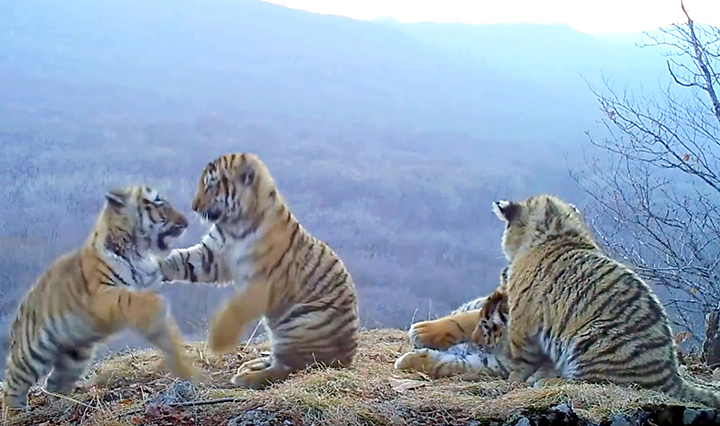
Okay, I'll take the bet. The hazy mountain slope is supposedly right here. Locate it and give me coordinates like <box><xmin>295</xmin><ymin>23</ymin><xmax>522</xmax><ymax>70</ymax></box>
<box><xmin>0</xmin><ymin>0</ymin><xmax>686</xmax><ymax>371</ymax></box>
<box><xmin>396</xmin><ymin>22</ymin><xmax>672</xmax><ymax>97</ymax></box>
<box><xmin>0</xmin><ymin>0</ymin><xmax>598</xmax><ymax>143</ymax></box>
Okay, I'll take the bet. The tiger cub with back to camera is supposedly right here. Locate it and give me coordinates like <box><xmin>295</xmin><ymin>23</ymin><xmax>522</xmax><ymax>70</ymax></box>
<box><xmin>160</xmin><ymin>153</ymin><xmax>359</xmax><ymax>389</ymax></box>
<box><xmin>2</xmin><ymin>185</ymin><xmax>199</xmax><ymax>413</ymax></box>
<box><xmin>477</xmin><ymin>193</ymin><xmax>720</xmax><ymax>408</ymax></box>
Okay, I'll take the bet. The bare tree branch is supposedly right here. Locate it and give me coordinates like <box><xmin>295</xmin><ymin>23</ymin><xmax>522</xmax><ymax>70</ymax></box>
<box><xmin>574</xmin><ymin>3</ymin><xmax>720</xmax><ymax>346</ymax></box>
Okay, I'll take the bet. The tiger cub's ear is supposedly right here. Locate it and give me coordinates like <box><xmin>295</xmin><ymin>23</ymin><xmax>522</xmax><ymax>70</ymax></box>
<box><xmin>237</xmin><ymin>162</ymin><xmax>255</xmax><ymax>186</ymax></box>
<box><xmin>493</xmin><ymin>200</ymin><xmax>521</xmax><ymax>223</ymax></box>
<box><xmin>105</xmin><ymin>188</ymin><xmax>129</xmax><ymax>210</ymax></box>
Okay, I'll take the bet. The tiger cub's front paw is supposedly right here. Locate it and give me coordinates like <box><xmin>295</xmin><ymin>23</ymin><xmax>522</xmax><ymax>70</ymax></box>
<box><xmin>208</xmin><ymin>309</ymin><xmax>245</xmax><ymax>355</ymax></box>
<box><xmin>166</xmin><ymin>353</ymin><xmax>202</xmax><ymax>381</ymax></box>
<box><xmin>408</xmin><ymin>319</ymin><xmax>463</xmax><ymax>350</ymax></box>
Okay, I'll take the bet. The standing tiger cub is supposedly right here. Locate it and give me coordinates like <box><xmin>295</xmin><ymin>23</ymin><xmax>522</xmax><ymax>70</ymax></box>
<box><xmin>480</xmin><ymin>194</ymin><xmax>720</xmax><ymax>408</ymax></box>
<box><xmin>2</xmin><ymin>186</ymin><xmax>199</xmax><ymax>412</ymax></box>
<box><xmin>161</xmin><ymin>153</ymin><xmax>359</xmax><ymax>389</ymax></box>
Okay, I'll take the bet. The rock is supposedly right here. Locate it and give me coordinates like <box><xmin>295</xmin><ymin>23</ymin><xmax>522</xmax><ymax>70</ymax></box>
<box><xmin>683</xmin><ymin>408</ymin><xmax>701</xmax><ymax>425</ymax></box>
<box><xmin>147</xmin><ymin>380</ymin><xmax>196</xmax><ymax>406</ymax></box>
<box><xmin>682</xmin><ymin>408</ymin><xmax>714</xmax><ymax>425</ymax></box>
<box><xmin>608</xmin><ymin>414</ymin><xmax>634</xmax><ymax>426</ymax></box>
<box><xmin>552</xmin><ymin>404</ymin><xmax>573</xmax><ymax>416</ymax></box>
<box><xmin>632</xmin><ymin>409</ymin><xmax>651</xmax><ymax>425</ymax></box>
<box><xmin>497</xmin><ymin>406</ymin><xmax>719</xmax><ymax>426</ymax></box>
<box><xmin>227</xmin><ymin>408</ymin><xmax>293</xmax><ymax>426</ymax></box>
<box><xmin>713</xmin><ymin>368</ymin><xmax>720</xmax><ymax>382</ymax></box>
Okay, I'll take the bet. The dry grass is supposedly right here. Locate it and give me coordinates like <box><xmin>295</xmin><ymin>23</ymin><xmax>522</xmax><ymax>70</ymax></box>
<box><xmin>1</xmin><ymin>329</ymin><xmax>713</xmax><ymax>426</ymax></box>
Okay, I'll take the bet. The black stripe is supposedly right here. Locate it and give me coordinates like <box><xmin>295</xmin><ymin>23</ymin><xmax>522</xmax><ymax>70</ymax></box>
<box><xmin>23</xmin><ymin>310</ymin><xmax>34</xmax><ymax>365</ymax></box>
<box><xmin>215</xmin><ymin>227</ymin><xmax>226</xmax><ymax>243</ymax></box>
<box><xmin>623</xmin><ymin>303</ymin><xmax>665</xmax><ymax>335</ymax></box>
<box><xmin>182</xmin><ymin>251</ymin><xmax>198</xmax><ymax>282</ymax></box>
<box><xmin>557</xmin><ymin>263</ymin><xmax>618</xmax><ymax>330</ymax></box>
<box><xmin>266</xmin><ymin>223</ymin><xmax>300</xmax><ymax>278</ymax></box>
<box><xmin>306</xmin><ymin>295</ymin><xmax>355</xmax><ymax>332</ymax></box>
<box><xmin>27</xmin><ymin>342</ymin><xmax>51</xmax><ymax>366</ymax></box>
<box><xmin>317</xmin><ymin>316</ymin><xmax>358</xmax><ymax>347</ymax></box>
<box><xmin>573</xmin><ymin>290</ymin><xmax>646</xmax><ymax>356</ymax></box>
<box><xmin>623</xmin><ymin>370</ymin><xmax>677</xmax><ymax>390</ymax></box>
<box><xmin>108</xmin><ymin>266</ymin><xmax>130</xmax><ymax>287</ymax></box>
<box><xmin>15</xmin><ymin>352</ymin><xmax>40</xmax><ymax>382</ymax></box>
<box><xmin>136</xmin><ymin>202</ymin><xmax>144</xmax><ymax>227</ymax></box>
<box><xmin>580</xmin><ymin>336</ymin><xmax>671</xmax><ymax>372</ymax></box>
<box><xmin>301</xmin><ymin>245</ymin><xmax>328</xmax><ymax>287</ymax></box>
<box><xmin>308</xmin><ymin>258</ymin><xmax>340</xmax><ymax>290</ymax></box>
<box><xmin>307</xmin><ymin>269</ymin><xmax>346</xmax><ymax>302</ymax></box>
<box><xmin>612</xmin><ymin>361</ymin><xmax>675</xmax><ymax>379</ymax></box>
<box><xmin>279</xmin><ymin>291</ymin><xmax>346</xmax><ymax>330</ymax></box>
<box><xmin>79</xmin><ymin>258</ymin><xmax>90</xmax><ymax>293</ymax></box>
<box><xmin>201</xmin><ymin>242</ymin><xmax>214</xmax><ymax>274</ymax></box>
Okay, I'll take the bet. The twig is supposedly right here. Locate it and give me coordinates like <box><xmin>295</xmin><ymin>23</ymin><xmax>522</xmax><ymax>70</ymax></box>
<box><xmin>118</xmin><ymin>396</ymin><xmax>247</xmax><ymax>417</ymax></box>
<box><xmin>409</xmin><ymin>307</ymin><xmax>419</xmax><ymax>329</ymax></box>
<box><xmin>243</xmin><ymin>321</ymin><xmax>263</xmax><ymax>352</ymax></box>
<box><xmin>39</xmin><ymin>388</ymin><xmax>96</xmax><ymax>410</ymax></box>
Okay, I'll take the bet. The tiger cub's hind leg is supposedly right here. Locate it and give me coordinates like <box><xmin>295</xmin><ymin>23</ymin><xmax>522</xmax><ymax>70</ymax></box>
<box><xmin>45</xmin><ymin>344</ymin><xmax>95</xmax><ymax>395</ymax></box>
<box><xmin>526</xmin><ymin>362</ymin><xmax>563</xmax><ymax>387</ymax></box>
<box><xmin>230</xmin><ymin>356</ymin><xmax>292</xmax><ymax>390</ymax></box>
<box><xmin>395</xmin><ymin>349</ymin><xmax>443</xmax><ymax>376</ymax></box>
<box><xmin>2</xmin><ymin>373</ymin><xmax>41</xmax><ymax>412</ymax></box>
<box><xmin>506</xmin><ymin>332</ymin><xmax>547</xmax><ymax>383</ymax></box>
<box><xmin>408</xmin><ymin>309</ymin><xmax>481</xmax><ymax>350</ymax></box>
<box><xmin>2</xmin><ymin>342</ymin><xmax>55</xmax><ymax>410</ymax></box>
<box><xmin>394</xmin><ymin>346</ymin><xmax>509</xmax><ymax>379</ymax></box>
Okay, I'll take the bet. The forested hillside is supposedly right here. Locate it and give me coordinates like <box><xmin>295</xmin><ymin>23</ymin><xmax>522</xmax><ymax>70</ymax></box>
<box><xmin>0</xmin><ymin>0</ymin><xmax>677</xmax><ymax>369</ymax></box>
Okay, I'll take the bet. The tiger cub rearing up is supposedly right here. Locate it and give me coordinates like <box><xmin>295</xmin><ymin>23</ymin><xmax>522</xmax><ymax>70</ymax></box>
<box><xmin>481</xmin><ymin>194</ymin><xmax>720</xmax><ymax>408</ymax></box>
<box><xmin>2</xmin><ymin>186</ymin><xmax>199</xmax><ymax>411</ymax></box>
<box><xmin>161</xmin><ymin>153</ymin><xmax>359</xmax><ymax>389</ymax></box>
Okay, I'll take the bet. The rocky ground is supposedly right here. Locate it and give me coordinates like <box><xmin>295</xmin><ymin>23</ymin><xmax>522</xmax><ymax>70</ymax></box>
<box><xmin>2</xmin><ymin>329</ymin><xmax>719</xmax><ymax>426</ymax></box>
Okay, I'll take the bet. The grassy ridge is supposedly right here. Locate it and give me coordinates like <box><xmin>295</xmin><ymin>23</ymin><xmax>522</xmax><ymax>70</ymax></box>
<box><xmin>2</xmin><ymin>329</ymin><xmax>713</xmax><ymax>426</ymax></box>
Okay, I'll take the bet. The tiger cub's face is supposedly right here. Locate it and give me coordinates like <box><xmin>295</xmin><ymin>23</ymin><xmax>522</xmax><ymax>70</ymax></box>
<box><xmin>105</xmin><ymin>185</ymin><xmax>188</xmax><ymax>254</ymax></box>
<box><xmin>492</xmin><ymin>195</ymin><xmax>584</xmax><ymax>262</ymax></box>
<box><xmin>476</xmin><ymin>290</ymin><xmax>510</xmax><ymax>351</ymax></box>
<box><xmin>191</xmin><ymin>153</ymin><xmax>277</xmax><ymax>225</ymax></box>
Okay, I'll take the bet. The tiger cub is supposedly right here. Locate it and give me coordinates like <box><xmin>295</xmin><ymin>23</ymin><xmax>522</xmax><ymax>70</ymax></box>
<box><xmin>160</xmin><ymin>153</ymin><xmax>359</xmax><ymax>389</ymax></box>
<box><xmin>2</xmin><ymin>186</ymin><xmax>199</xmax><ymax>412</ymax></box>
<box><xmin>480</xmin><ymin>194</ymin><xmax>720</xmax><ymax>407</ymax></box>
<box><xmin>395</xmin><ymin>268</ymin><xmax>557</xmax><ymax>381</ymax></box>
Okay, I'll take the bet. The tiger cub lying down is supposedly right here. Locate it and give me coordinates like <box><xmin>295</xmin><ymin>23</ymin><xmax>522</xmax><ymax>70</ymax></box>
<box><xmin>394</xmin><ymin>267</ymin><xmax>558</xmax><ymax>381</ymax></box>
<box><xmin>2</xmin><ymin>186</ymin><xmax>199</xmax><ymax>413</ymax></box>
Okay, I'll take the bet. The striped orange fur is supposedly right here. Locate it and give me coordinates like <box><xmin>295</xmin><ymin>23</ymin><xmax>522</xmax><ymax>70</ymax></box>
<box><xmin>2</xmin><ymin>186</ymin><xmax>199</xmax><ymax>413</ymax></box>
<box><xmin>161</xmin><ymin>153</ymin><xmax>359</xmax><ymax>389</ymax></box>
<box><xmin>479</xmin><ymin>194</ymin><xmax>720</xmax><ymax>408</ymax></box>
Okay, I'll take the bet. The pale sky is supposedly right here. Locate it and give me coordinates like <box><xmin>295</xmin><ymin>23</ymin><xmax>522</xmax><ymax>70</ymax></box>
<box><xmin>263</xmin><ymin>0</ymin><xmax>719</xmax><ymax>34</ymax></box>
